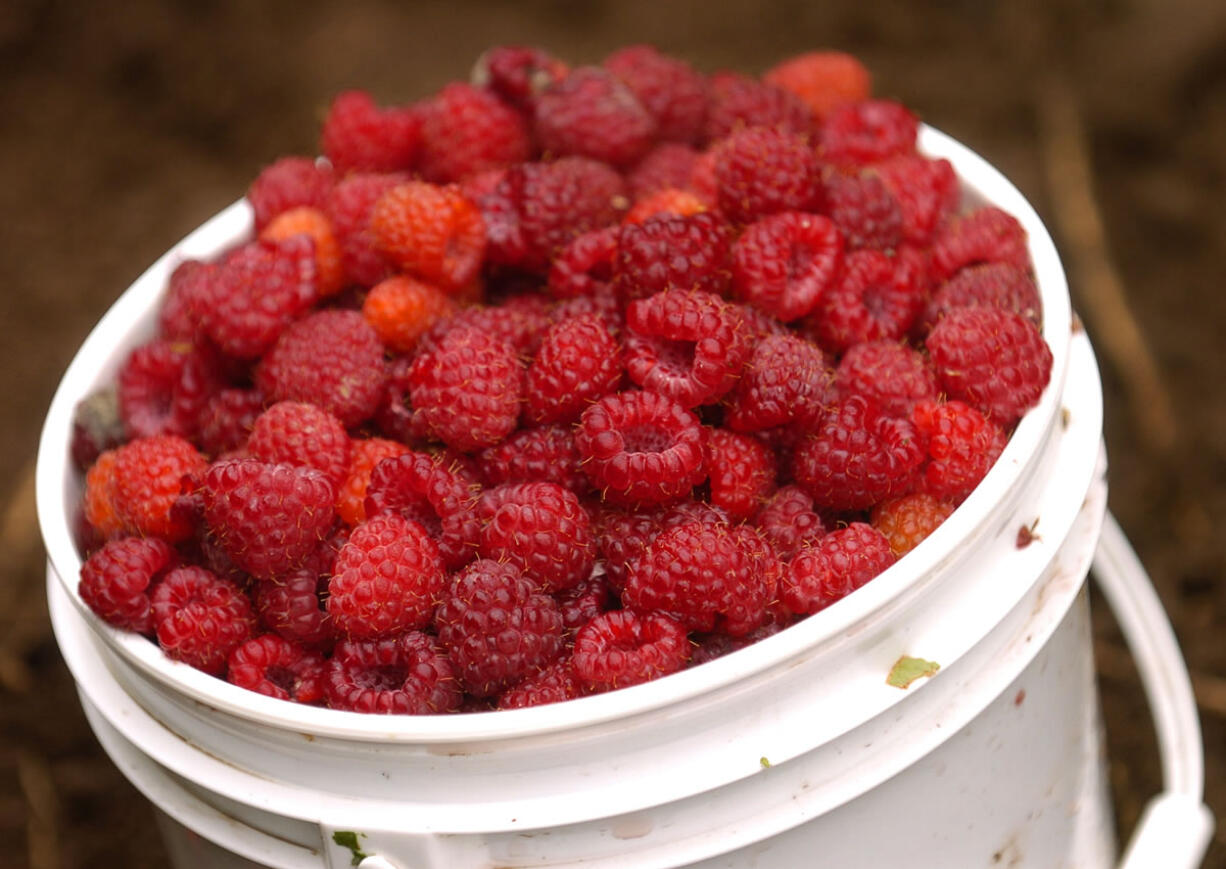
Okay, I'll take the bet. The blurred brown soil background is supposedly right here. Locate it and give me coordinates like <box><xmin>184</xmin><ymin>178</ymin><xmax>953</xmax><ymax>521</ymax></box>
<box><xmin>2</xmin><ymin>0</ymin><xmax>1225</xmax><ymax>866</ymax></box>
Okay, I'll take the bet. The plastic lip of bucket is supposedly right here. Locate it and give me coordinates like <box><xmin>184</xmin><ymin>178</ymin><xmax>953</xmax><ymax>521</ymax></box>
<box><xmin>36</xmin><ymin>124</ymin><xmax>1072</xmax><ymax>746</ymax></box>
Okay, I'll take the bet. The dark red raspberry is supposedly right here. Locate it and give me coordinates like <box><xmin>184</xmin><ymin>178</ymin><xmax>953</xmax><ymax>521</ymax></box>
<box><xmin>111</xmin><ymin>435</ymin><xmax>207</xmax><ymax>542</ymax></box>
<box><xmin>197</xmin><ymin>388</ymin><xmax>265</xmax><ymax>457</ymax></box>
<box><xmin>731</xmin><ymin>212</ymin><xmax>842</xmax><ymax>321</ymax></box>
<box><xmin>603</xmin><ymin>45</ymin><xmax>708</xmax><ymax>145</ymax></box>
<box><xmin>781</xmin><ymin>522</ymin><xmax>895</xmax><ymax>614</ymax></box>
<box><xmin>929</xmin><ymin>206</ymin><xmax>1030</xmax><ymax>283</ymax></box>
<box><xmin>805</xmin><ymin>248</ymin><xmax>925</xmax><ymax>354</ymax></box>
<box><xmin>525</xmin><ymin>315</ymin><xmax>621</xmax><ymax>425</ymax></box>
<box><xmin>791</xmin><ymin>395</ymin><xmax>924</xmax><ymax>511</ymax></box>
<box><xmin>158</xmin><ymin>260</ymin><xmax>214</xmax><ymax>341</ymax></box>
<box><xmin>873</xmin><ymin>155</ymin><xmax>959</xmax><ymax>246</ymax></box>
<box><xmin>705</xmin><ymin>428</ymin><xmax>778</xmax><ymax>520</ymax></box>
<box><xmin>870</xmin><ymin>492</ymin><xmax>955</xmax><ymax>557</ymax></box>
<box><xmin>703</xmin><ymin>71</ymin><xmax>813</xmax><ymax>142</ymax></box>
<box><xmin>477</xmin><ymin>424</ymin><xmax>587</xmax><ymax>495</ymax></box>
<box><xmin>246</xmin><ymin>401</ymin><xmax>350</xmax><ymax>491</ymax></box>
<box><xmin>433</xmin><ymin>559</ymin><xmax>565</xmax><ymax>697</ymax></box>
<box><xmin>255</xmin><ymin>310</ymin><xmax>387</xmax><ymax>429</ymax></box>
<box><xmin>613</xmin><ymin>212</ymin><xmax>733</xmax><ymax>301</ymax></box>
<box><xmin>325</xmin><ymin>171</ymin><xmax>409</xmax><ymax>288</ymax></box>
<box><xmin>227</xmin><ymin>634</ymin><xmax>326</xmax><ymax>704</ymax></box>
<box><xmin>626</xmin><ymin>143</ymin><xmax>701</xmax><ymax>198</ymax></box>
<box><xmin>911</xmin><ymin>398</ymin><xmax>1008</xmax><ymax>501</ymax></box>
<box><xmin>326</xmin><ymin>513</ymin><xmax>445</xmax><ymax>640</ymax></box>
<box><xmin>723</xmin><ymin>334</ymin><xmax>834</xmax><ymax>432</ymax></box>
<box><xmin>497</xmin><ymin>655</ymin><xmax>584</xmax><ymax>709</ymax></box>
<box><xmin>573</xmin><ymin>610</ymin><xmax>689</xmax><ymax>691</ymax></box>
<box><xmin>252</xmin><ymin>566</ymin><xmax>335</xmax><ymax>649</ymax></box>
<box><xmin>714</xmin><ymin>126</ymin><xmax>823</xmax><ymax>224</ymax></box>
<box><xmin>117</xmin><ymin>339</ymin><xmax>221</xmax><ymax>441</ymax></box>
<box><xmin>247</xmin><ymin>156</ymin><xmax>335</xmax><ymax>232</ymax></box>
<box><xmin>477</xmin><ymin>482</ymin><xmax>595</xmax><ymax>592</ymax></box>
<box><xmin>824</xmin><ymin>171</ymin><xmax>904</xmax><ymax>250</ymax></box>
<box><xmin>368</xmin><ymin>181</ymin><xmax>486</xmax><ymax>291</ymax></box>
<box><xmin>151</xmin><ymin>566</ymin><xmax>256</xmax><ymax>675</ymax></box>
<box><xmin>471</xmin><ymin>45</ymin><xmax>569</xmax><ymax>111</ymax></box>
<box><xmin>835</xmin><ymin>340</ymin><xmax>938</xmax><ymax>418</ymax></box>
<box><xmin>200</xmin><ymin>459</ymin><xmax>337</xmax><ymax>580</ymax></box>
<box><xmin>592</xmin><ymin>499</ymin><xmax>726</xmax><ymax>593</ymax></box>
<box><xmin>919</xmin><ymin>262</ymin><xmax>1042</xmax><ymax>335</ymax></box>
<box><xmin>576</xmin><ymin>390</ymin><xmax>706</xmax><ymax>507</ymax></box>
<box><xmin>753</xmin><ymin>485</ymin><xmax>826</xmax><ymax>560</ymax></box>
<box><xmin>554</xmin><ymin>574</ymin><xmax>613</xmax><ymax>633</ymax></box>
<box><xmin>408</xmin><ymin>325</ymin><xmax>523</xmax><ymax>451</ymax></box>
<box><xmin>820</xmin><ymin>99</ymin><xmax>918</xmax><ymax>169</ymax></box>
<box><xmin>417</xmin><ymin>82</ymin><xmax>532</xmax><ymax>183</ymax></box>
<box><xmin>688</xmin><ymin>617</ymin><xmax>794</xmax><ymax>667</ymax></box>
<box><xmin>763</xmin><ymin>51</ymin><xmax>872</xmax><ymax>122</ymax></box>
<box><xmin>79</xmin><ymin>536</ymin><xmax>177</xmax><ymax>634</ymax></box>
<box><xmin>533</xmin><ymin>66</ymin><xmax>656</xmax><ymax>167</ymax></box>
<box><xmin>325</xmin><ymin>632</ymin><xmax>461</xmax><ymax>714</ymax></box>
<box><xmin>624</xmin><ymin>289</ymin><xmax>750</xmax><ymax>407</ymax></box>
<box><xmin>547</xmin><ymin>226</ymin><xmax>619</xmax><ymax>299</ymax></box>
<box><xmin>320</xmin><ymin>90</ymin><xmax>420</xmax><ymax>174</ymax></box>
<box><xmin>925</xmin><ymin>307</ymin><xmax>1052</xmax><ymax>426</ymax></box>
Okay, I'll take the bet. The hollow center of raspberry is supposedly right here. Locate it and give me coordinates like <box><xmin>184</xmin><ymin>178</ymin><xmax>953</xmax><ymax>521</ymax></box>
<box><xmin>651</xmin><ymin>338</ymin><xmax>696</xmax><ymax>376</ymax></box>
<box><xmin>620</xmin><ymin>423</ymin><xmax>676</xmax><ymax>455</ymax></box>
<box><xmin>356</xmin><ymin>665</ymin><xmax>407</xmax><ymax>692</ymax></box>
<box><xmin>265</xmin><ymin>665</ymin><xmax>298</xmax><ymax>694</ymax></box>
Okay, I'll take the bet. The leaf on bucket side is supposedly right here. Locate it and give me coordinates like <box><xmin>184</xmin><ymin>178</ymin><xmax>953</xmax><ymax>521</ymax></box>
<box><xmin>760</xmin><ymin>756</ymin><xmax>772</xmax><ymax>768</ymax></box>
<box><xmin>886</xmin><ymin>655</ymin><xmax>940</xmax><ymax>689</ymax></box>
<box><xmin>332</xmin><ymin>831</ymin><xmax>369</xmax><ymax>866</ymax></box>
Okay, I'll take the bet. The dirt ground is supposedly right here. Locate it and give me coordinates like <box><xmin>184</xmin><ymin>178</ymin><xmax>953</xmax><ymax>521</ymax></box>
<box><xmin>2</xmin><ymin>0</ymin><xmax>1224</xmax><ymax>866</ymax></box>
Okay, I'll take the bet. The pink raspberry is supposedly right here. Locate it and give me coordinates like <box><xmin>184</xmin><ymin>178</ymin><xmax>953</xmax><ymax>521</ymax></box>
<box><xmin>117</xmin><ymin>338</ymin><xmax>221</xmax><ymax>441</ymax></box>
<box><xmin>714</xmin><ymin>126</ymin><xmax>823</xmax><ymax>224</ymax></box>
<box><xmin>873</xmin><ymin>155</ymin><xmax>959</xmax><ymax>246</ymax></box>
<box><xmin>325</xmin><ymin>172</ymin><xmax>410</xmax><ymax>287</ymax></box>
<box><xmin>918</xmin><ymin>262</ymin><xmax>1042</xmax><ymax>335</ymax></box>
<box><xmin>79</xmin><ymin>536</ymin><xmax>177</xmax><ymax>634</ymax></box>
<box><xmin>573</xmin><ymin>610</ymin><xmax>689</xmax><ymax>691</ymax></box>
<box><xmin>912</xmin><ymin>399</ymin><xmax>1008</xmax><ymax>502</ymax></box>
<box><xmin>703</xmin><ymin>71</ymin><xmax>813</xmax><ymax>142</ymax></box>
<box><xmin>603</xmin><ymin>45</ymin><xmax>708</xmax><ymax>145</ymax></box>
<box><xmin>723</xmin><ymin>334</ymin><xmax>834</xmax><ymax>432</ymax></box>
<box><xmin>325</xmin><ymin>632</ymin><xmax>461</xmax><ymax>714</ymax></box>
<box><xmin>705</xmin><ymin>428</ymin><xmax>777</xmax><ymax>521</ymax></box>
<box><xmin>246</xmin><ymin>401</ymin><xmax>351</xmax><ymax>491</ymax></box>
<box><xmin>929</xmin><ymin>206</ymin><xmax>1031</xmax><ymax>283</ymax></box>
<box><xmin>252</xmin><ymin>566</ymin><xmax>335</xmax><ymax>650</ymax></box>
<box><xmin>626</xmin><ymin>143</ymin><xmax>701</xmax><ymax>198</ymax></box>
<box><xmin>781</xmin><ymin>522</ymin><xmax>895</xmax><ymax>614</ymax></box>
<box><xmin>547</xmin><ymin>226</ymin><xmax>619</xmax><ymax>299</ymax></box>
<box><xmin>731</xmin><ymin>212</ymin><xmax>843</xmax><ymax>321</ymax></box>
<box><xmin>525</xmin><ymin>314</ymin><xmax>622</xmax><ymax>424</ymax></box>
<box><xmin>820</xmin><ymin>99</ymin><xmax>918</xmax><ymax>168</ymax></box>
<box><xmin>497</xmin><ymin>655</ymin><xmax>584</xmax><ymax>709</ymax></box>
<box><xmin>753</xmin><ymin>485</ymin><xmax>826</xmax><ymax>560</ymax></box>
<box><xmin>476</xmin><ymin>424</ymin><xmax>587</xmax><ymax>495</ymax></box>
<box><xmin>111</xmin><ymin>435</ymin><xmax>207</xmax><ymax>542</ymax></box>
<box><xmin>151</xmin><ymin>565</ymin><xmax>256</xmax><ymax>675</ymax></box>
<box><xmin>227</xmin><ymin>634</ymin><xmax>326</xmax><ymax>704</ymax></box>
<box><xmin>320</xmin><ymin>90</ymin><xmax>421</xmax><ymax>174</ymax></box>
<box><xmin>247</xmin><ymin>156</ymin><xmax>335</xmax><ymax>232</ymax></box>
<box><xmin>477</xmin><ymin>481</ymin><xmax>595</xmax><ymax>592</ymax></box>
<box><xmin>471</xmin><ymin>45</ymin><xmax>569</xmax><ymax>111</ymax></box>
<box><xmin>533</xmin><ymin>66</ymin><xmax>656</xmax><ymax>167</ymax></box>
<box><xmin>823</xmin><ymin>171</ymin><xmax>903</xmax><ymax>250</ymax></box>
<box><xmin>197</xmin><ymin>388</ymin><xmax>265</xmax><ymax>457</ymax></box>
<box><xmin>835</xmin><ymin>339</ymin><xmax>938</xmax><ymax>418</ymax></box>
<box><xmin>805</xmin><ymin>248</ymin><xmax>925</xmax><ymax>354</ymax></box>
<box><xmin>417</xmin><ymin>82</ymin><xmax>532</xmax><ymax>183</ymax></box>
<box><xmin>613</xmin><ymin>212</ymin><xmax>733</xmax><ymax>301</ymax></box>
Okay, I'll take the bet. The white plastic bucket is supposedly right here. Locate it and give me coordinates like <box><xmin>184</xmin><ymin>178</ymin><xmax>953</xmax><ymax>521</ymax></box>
<box><xmin>36</xmin><ymin>128</ymin><xmax>1213</xmax><ymax>869</ymax></box>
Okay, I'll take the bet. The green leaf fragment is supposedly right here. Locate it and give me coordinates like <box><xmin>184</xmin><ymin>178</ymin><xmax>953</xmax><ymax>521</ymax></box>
<box><xmin>760</xmin><ymin>756</ymin><xmax>772</xmax><ymax>768</ymax></box>
<box><xmin>332</xmin><ymin>831</ymin><xmax>368</xmax><ymax>866</ymax></box>
<box><xmin>886</xmin><ymin>655</ymin><xmax>940</xmax><ymax>689</ymax></box>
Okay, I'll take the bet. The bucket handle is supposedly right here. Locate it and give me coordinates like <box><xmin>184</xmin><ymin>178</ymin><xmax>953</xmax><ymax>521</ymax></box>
<box><xmin>1093</xmin><ymin>512</ymin><xmax>1215</xmax><ymax>869</ymax></box>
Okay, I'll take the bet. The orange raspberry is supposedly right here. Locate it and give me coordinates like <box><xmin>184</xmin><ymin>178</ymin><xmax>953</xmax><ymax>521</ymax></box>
<box><xmin>111</xmin><ymin>435</ymin><xmax>208</xmax><ymax>542</ymax></box>
<box><xmin>83</xmin><ymin>449</ymin><xmax>124</xmax><ymax>538</ymax></box>
<box><xmin>763</xmin><ymin>51</ymin><xmax>871</xmax><ymax>121</ymax></box>
<box><xmin>870</xmin><ymin>492</ymin><xmax>955</xmax><ymax>557</ymax></box>
<box><xmin>336</xmin><ymin>437</ymin><xmax>412</xmax><ymax>526</ymax></box>
<box><xmin>370</xmin><ymin>181</ymin><xmax>486</xmax><ymax>291</ymax></box>
<box><xmin>258</xmin><ymin>206</ymin><xmax>345</xmax><ymax>297</ymax></box>
<box><xmin>362</xmin><ymin>275</ymin><xmax>457</xmax><ymax>355</ymax></box>
<box><xmin>623</xmin><ymin>188</ymin><xmax>707</xmax><ymax>225</ymax></box>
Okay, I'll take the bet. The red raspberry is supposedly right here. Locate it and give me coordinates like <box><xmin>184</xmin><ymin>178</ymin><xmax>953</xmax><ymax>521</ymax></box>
<box><xmin>714</xmin><ymin>126</ymin><xmax>823</xmax><ymax>224</ymax></box>
<box><xmin>418</xmin><ymin>292</ymin><xmax>553</xmax><ymax>359</ymax></box>
<box><xmin>320</xmin><ymin>90</ymin><xmax>421</xmax><ymax>174</ymax></box>
<box><xmin>252</xmin><ymin>566</ymin><xmax>335</xmax><ymax>650</ymax></box>
<box><xmin>196</xmin><ymin>388</ymin><xmax>264</xmax><ymax>457</ymax></box>
<box><xmin>613</xmin><ymin>212</ymin><xmax>733</xmax><ymax>301</ymax></box>
<box><xmin>227</xmin><ymin>634</ymin><xmax>326</xmax><ymax>704</ymax></box>
<box><xmin>370</xmin><ymin>181</ymin><xmax>486</xmax><ymax>291</ymax></box>
<box><xmin>200</xmin><ymin>459</ymin><xmax>337</xmax><ymax>580</ymax></box>
<box><xmin>626</xmin><ymin>143</ymin><xmax>701</xmax><ymax>198</ymax></box>
<box><xmin>111</xmin><ymin>435</ymin><xmax>207</xmax><ymax>542</ymax></box>
<box><xmin>551</xmin><ymin>284</ymin><xmax>624</xmax><ymax>338</ymax></box>
<box><xmin>791</xmin><ymin>395</ymin><xmax>924</xmax><ymax>511</ymax></box>
<box><xmin>336</xmin><ymin>437</ymin><xmax>412</xmax><ymax>526</ymax></box>
<box><xmin>417</xmin><ymin>82</ymin><xmax>532</xmax><ymax>183</ymax></box>
<box><xmin>325</xmin><ymin>172</ymin><xmax>409</xmax><ymax>288</ymax></box>
<box><xmin>477</xmin><ymin>424</ymin><xmax>587</xmax><ymax>495</ymax></box>
<box><xmin>689</xmin><ymin>618</ymin><xmax>793</xmax><ymax>667</ymax></box>
<box><xmin>408</xmin><ymin>325</ymin><xmax>523</xmax><ymax>451</ymax></box>
<box><xmin>925</xmin><ymin>307</ymin><xmax>1052</xmax><ymax>426</ymax></box>
<box><xmin>247</xmin><ymin>156</ymin><xmax>335</xmax><ymax>232</ymax></box>
<box><xmin>688</xmin><ymin>149</ymin><xmax>719</xmax><ymax>207</ymax></box>
<box><xmin>929</xmin><ymin>206</ymin><xmax>1030</xmax><ymax>283</ymax></box>
<box><xmin>820</xmin><ymin>99</ymin><xmax>918</xmax><ymax>168</ymax></box>
<box><xmin>763</xmin><ymin>51</ymin><xmax>872</xmax><ymax>121</ymax></box>
<box><xmin>79</xmin><ymin>536</ymin><xmax>177</xmax><ymax>633</ymax></box>
<box><xmin>723</xmin><ymin>334</ymin><xmax>834</xmax><ymax>432</ymax></box>
<box><xmin>912</xmin><ymin>398</ymin><xmax>1009</xmax><ymax>501</ymax></box>
<box><xmin>547</xmin><ymin>226</ymin><xmax>619</xmax><ymax>299</ymax></box>
<box><xmin>592</xmin><ymin>500</ymin><xmax>726</xmax><ymax>593</ymax></box>
<box><xmin>731</xmin><ymin>212</ymin><xmax>842</xmax><ymax>321</ymax></box>
<box><xmin>246</xmin><ymin>401</ymin><xmax>351</xmax><ymax>491</ymax></box>
<box><xmin>781</xmin><ymin>522</ymin><xmax>895</xmax><ymax>614</ymax></box>
<box><xmin>705</xmin><ymin>428</ymin><xmax>777</xmax><ymax>521</ymax></box>
<box><xmin>497</xmin><ymin>655</ymin><xmax>584</xmax><ymax>709</ymax></box>
<box><xmin>471</xmin><ymin>45</ymin><xmax>569</xmax><ymax>111</ymax></box>
<box><xmin>835</xmin><ymin>340</ymin><xmax>938</xmax><ymax>418</ymax></box>
<box><xmin>919</xmin><ymin>262</ymin><xmax>1042</xmax><ymax>335</ymax></box>
<box><xmin>870</xmin><ymin>492</ymin><xmax>955</xmax><ymax>557</ymax></box>
<box><xmin>576</xmin><ymin>390</ymin><xmax>706</xmax><ymax>507</ymax></box>
<box><xmin>624</xmin><ymin>289</ymin><xmax>750</xmax><ymax>407</ymax></box>
<box><xmin>325</xmin><ymin>632</ymin><xmax>461</xmax><ymax>714</ymax></box>
<box><xmin>327</xmin><ymin>513</ymin><xmax>445</xmax><ymax>639</ymax></box>
<box><xmin>603</xmin><ymin>45</ymin><xmax>708</xmax><ymax>145</ymax></box>
<box><xmin>525</xmin><ymin>314</ymin><xmax>622</xmax><ymax>424</ymax></box>
<box><xmin>554</xmin><ymin>574</ymin><xmax>613</xmax><ymax>633</ymax></box>
<box><xmin>117</xmin><ymin>338</ymin><xmax>221</xmax><ymax>441</ymax></box>
<box><xmin>805</xmin><ymin>249</ymin><xmax>925</xmax><ymax>354</ymax></box>
<box><xmin>873</xmin><ymin>155</ymin><xmax>959</xmax><ymax>246</ymax></box>
<box><xmin>151</xmin><ymin>566</ymin><xmax>256</xmax><ymax>675</ymax></box>
<box><xmin>477</xmin><ymin>482</ymin><xmax>595</xmax><ymax>592</ymax></box>
<box><xmin>433</xmin><ymin>559</ymin><xmax>565</xmax><ymax>697</ymax></box>
<box><xmin>157</xmin><ymin>260</ymin><xmax>214</xmax><ymax>341</ymax></box>
<box><xmin>572</xmin><ymin>610</ymin><xmax>689</xmax><ymax>691</ymax></box>
<box><xmin>753</xmin><ymin>485</ymin><xmax>826</xmax><ymax>560</ymax></box>
<box><xmin>824</xmin><ymin>171</ymin><xmax>904</xmax><ymax>250</ymax></box>
<box><xmin>533</xmin><ymin>66</ymin><xmax>656</xmax><ymax>167</ymax></box>
<box><xmin>362</xmin><ymin>275</ymin><xmax>457</xmax><ymax>355</ymax></box>
<box><xmin>703</xmin><ymin>71</ymin><xmax>813</xmax><ymax>142</ymax></box>
<box><xmin>255</xmin><ymin>309</ymin><xmax>387</xmax><ymax>428</ymax></box>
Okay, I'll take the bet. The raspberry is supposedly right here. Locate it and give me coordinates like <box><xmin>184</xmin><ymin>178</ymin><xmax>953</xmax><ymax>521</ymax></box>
<box><xmin>805</xmin><ymin>248</ymin><xmax>925</xmax><ymax>354</ymax></box>
<box><xmin>247</xmin><ymin>156</ymin><xmax>335</xmax><ymax>232</ymax></box>
<box><xmin>158</xmin><ymin>260</ymin><xmax>214</xmax><ymax>340</ymax></box>
<box><xmin>417</xmin><ymin>82</ymin><xmax>532</xmax><ymax>183</ymax></box>
<box><xmin>576</xmin><ymin>390</ymin><xmax>706</xmax><ymax>507</ymax></box>
<box><xmin>200</xmin><ymin>459</ymin><xmax>337</xmax><ymax>580</ymax></box>
<box><xmin>925</xmin><ymin>307</ymin><xmax>1052</xmax><ymax>425</ymax></box>
<box><xmin>873</xmin><ymin>155</ymin><xmax>959</xmax><ymax>246</ymax></box>
<box><xmin>525</xmin><ymin>315</ymin><xmax>622</xmax><ymax>425</ymax></box>
<box><xmin>477</xmin><ymin>423</ymin><xmax>587</xmax><ymax>494</ymax></box>
<box><xmin>929</xmin><ymin>206</ymin><xmax>1030</xmax><ymax>283</ymax></box>
<box><xmin>258</xmin><ymin>206</ymin><xmax>345</xmax><ymax>297</ymax></box>
<box><xmin>730</xmin><ymin>212</ymin><xmax>842</xmax><ymax>321</ymax></box>
<box><xmin>554</xmin><ymin>575</ymin><xmax>613</xmax><ymax>632</ymax></box>
<box><xmin>622</xmin><ymin>188</ymin><xmax>708</xmax><ymax>225</ymax></box>
<box><xmin>714</xmin><ymin>126</ymin><xmax>823</xmax><ymax>226</ymax></box>
<box><xmin>919</xmin><ymin>262</ymin><xmax>1042</xmax><ymax>335</ymax></box>
<box><xmin>83</xmin><ymin>449</ymin><xmax>124</xmax><ymax>538</ymax></box>
<box><xmin>870</xmin><ymin>493</ymin><xmax>955</xmax><ymax>557</ymax></box>
<box><xmin>533</xmin><ymin>66</ymin><xmax>656</xmax><ymax>167</ymax></box>
<box><xmin>327</xmin><ymin>513</ymin><xmax>445</xmax><ymax>639</ymax></box>
<box><xmin>418</xmin><ymin>293</ymin><xmax>552</xmax><ymax>358</ymax></box>
<box><xmin>704</xmin><ymin>428</ymin><xmax>777</xmax><ymax>520</ymax></box>
<box><xmin>433</xmin><ymin>559</ymin><xmax>565</xmax><ymax>697</ymax></box>
<box><xmin>613</xmin><ymin>212</ymin><xmax>733</xmax><ymax>301</ymax></box>
<box><xmin>781</xmin><ymin>522</ymin><xmax>895</xmax><ymax>614</ymax></box>
<box><xmin>624</xmin><ymin>289</ymin><xmax>750</xmax><ymax>407</ymax></box>
<box><xmin>763</xmin><ymin>51</ymin><xmax>872</xmax><ymax>121</ymax></box>
<box><xmin>325</xmin><ymin>172</ymin><xmax>409</xmax><ymax>287</ymax></box>
<box><xmin>325</xmin><ymin>632</ymin><xmax>461</xmax><ymax>714</ymax></box>
<box><xmin>197</xmin><ymin>388</ymin><xmax>264</xmax><ymax>457</ymax></box>
<box><xmin>835</xmin><ymin>340</ymin><xmax>938</xmax><ymax>418</ymax></box>
<box><xmin>820</xmin><ymin>99</ymin><xmax>918</xmax><ymax>168</ymax></box>
<box><xmin>408</xmin><ymin>325</ymin><xmax>523</xmax><ymax>451</ymax></box>
<box><xmin>79</xmin><ymin>536</ymin><xmax>177</xmax><ymax>633</ymax></box>
<box><xmin>370</xmin><ymin>181</ymin><xmax>486</xmax><ymax>291</ymax></box>
<box><xmin>603</xmin><ymin>45</ymin><xmax>707</xmax><ymax>145</ymax></box>
<box><xmin>572</xmin><ymin>610</ymin><xmax>689</xmax><ymax>691</ymax></box>
<box><xmin>151</xmin><ymin>566</ymin><xmax>256</xmax><ymax>675</ymax></box>
<box><xmin>362</xmin><ymin>275</ymin><xmax>457</xmax><ymax>354</ymax></box>
<box><xmin>550</xmin><ymin>284</ymin><xmax>624</xmax><ymax>338</ymax></box>
<box><xmin>320</xmin><ymin>90</ymin><xmax>421</xmax><ymax>174</ymax></box>
<box><xmin>471</xmin><ymin>45</ymin><xmax>569</xmax><ymax>111</ymax></box>
<box><xmin>753</xmin><ymin>485</ymin><xmax>826</xmax><ymax>560</ymax></box>
<box><xmin>255</xmin><ymin>309</ymin><xmax>387</xmax><ymax>428</ymax></box>
<box><xmin>117</xmin><ymin>338</ymin><xmax>221</xmax><ymax>441</ymax></box>
<box><xmin>476</xmin><ymin>481</ymin><xmax>595</xmax><ymax>592</ymax></box>
<box><xmin>227</xmin><ymin>634</ymin><xmax>326</xmax><ymax>704</ymax></box>
<box><xmin>252</xmin><ymin>566</ymin><xmax>335</xmax><ymax>650</ymax></box>
<box><xmin>497</xmin><ymin>655</ymin><xmax>583</xmax><ymax>709</ymax></box>
<box><xmin>592</xmin><ymin>499</ymin><xmax>725</xmax><ymax>593</ymax></box>
<box><xmin>824</xmin><ymin>171</ymin><xmax>904</xmax><ymax>251</ymax></box>
<box><xmin>689</xmin><ymin>618</ymin><xmax>793</xmax><ymax>666</ymax></box>
<box><xmin>911</xmin><ymin>399</ymin><xmax>1009</xmax><ymax>501</ymax></box>
<box><xmin>111</xmin><ymin>435</ymin><xmax>206</xmax><ymax>542</ymax></box>
<box><xmin>723</xmin><ymin>334</ymin><xmax>834</xmax><ymax>432</ymax></box>
<box><xmin>547</xmin><ymin>226</ymin><xmax>619</xmax><ymax>299</ymax></box>
<box><xmin>336</xmin><ymin>437</ymin><xmax>412</xmax><ymax>526</ymax></box>
<box><xmin>626</xmin><ymin>143</ymin><xmax>700</xmax><ymax>198</ymax></box>
<box><xmin>703</xmin><ymin>72</ymin><xmax>813</xmax><ymax>142</ymax></box>
<box><xmin>246</xmin><ymin>401</ymin><xmax>351</xmax><ymax>491</ymax></box>
<box><xmin>791</xmin><ymin>395</ymin><xmax>924</xmax><ymax>511</ymax></box>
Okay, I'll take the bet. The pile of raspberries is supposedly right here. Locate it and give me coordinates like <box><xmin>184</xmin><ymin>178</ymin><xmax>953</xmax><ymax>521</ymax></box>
<box><xmin>72</xmin><ymin>45</ymin><xmax>1053</xmax><ymax>715</ymax></box>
